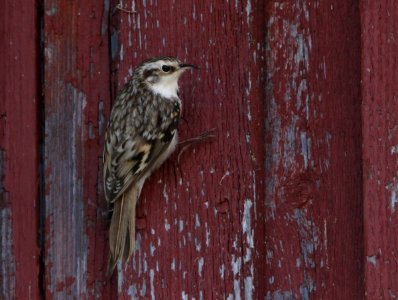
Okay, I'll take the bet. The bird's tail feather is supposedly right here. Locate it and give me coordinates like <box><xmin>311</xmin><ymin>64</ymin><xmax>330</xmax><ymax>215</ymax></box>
<box><xmin>108</xmin><ymin>185</ymin><xmax>138</xmax><ymax>274</ymax></box>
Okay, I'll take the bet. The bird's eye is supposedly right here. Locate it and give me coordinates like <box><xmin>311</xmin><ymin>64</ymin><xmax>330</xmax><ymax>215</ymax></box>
<box><xmin>162</xmin><ymin>65</ymin><xmax>171</xmax><ymax>72</ymax></box>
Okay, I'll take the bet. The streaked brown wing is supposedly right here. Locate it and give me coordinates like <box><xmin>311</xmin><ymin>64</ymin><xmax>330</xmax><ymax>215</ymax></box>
<box><xmin>103</xmin><ymin>134</ymin><xmax>173</xmax><ymax>203</ymax></box>
<box><xmin>103</xmin><ymin>96</ymin><xmax>180</xmax><ymax>203</ymax></box>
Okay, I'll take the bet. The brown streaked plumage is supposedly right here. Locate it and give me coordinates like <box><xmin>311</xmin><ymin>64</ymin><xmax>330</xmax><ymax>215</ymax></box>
<box><xmin>103</xmin><ymin>56</ymin><xmax>196</xmax><ymax>274</ymax></box>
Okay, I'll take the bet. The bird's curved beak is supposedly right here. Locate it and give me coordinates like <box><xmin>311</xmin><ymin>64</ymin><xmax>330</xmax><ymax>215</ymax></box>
<box><xmin>179</xmin><ymin>63</ymin><xmax>199</xmax><ymax>70</ymax></box>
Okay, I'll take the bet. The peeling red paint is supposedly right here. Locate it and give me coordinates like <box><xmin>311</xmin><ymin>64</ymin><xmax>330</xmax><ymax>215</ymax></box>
<box><xmin>2</xmin><ymin>0</ymin><xmax>397</xmax><ymax>298</ymax></box>
<box><xmin>361</xmin><ymin>1</ymin><xmax>398</xmax><ymax>298</ymax></box>
<box><xmin>0</xmin><ymin>1</ymin><xmax>40</xmax><ymax>299</ymax></box>
<box><xmin>43</xmin><ymin>0</ymin><xmax>114</xmax><ymax>298</ymax></box>
<box><xmin>56</xmin><ymin>276</ymin><xmax>76</xmax><ymax>293</ymax></box>
<box><xmin>265</xmin><ymin>1</ymin><xmax>363</xmax><ymax>298</ymax></box>
<box><xmin>112</xmin><ymin>1</ymin><xmax>266</xmax><ymax>298</ymax></box>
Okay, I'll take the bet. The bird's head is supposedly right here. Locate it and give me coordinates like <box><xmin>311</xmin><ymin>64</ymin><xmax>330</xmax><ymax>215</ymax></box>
<box><xmin>137</xmin><ymin>56</ymin><xmax>198</xmax><ymax>98</ymax></box>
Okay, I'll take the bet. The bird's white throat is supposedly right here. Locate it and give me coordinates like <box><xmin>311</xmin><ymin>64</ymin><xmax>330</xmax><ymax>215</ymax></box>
<box><xmin>149</xmin><ymin>73</ymin><xmax>181</xmax><ymax>99</ymax></box>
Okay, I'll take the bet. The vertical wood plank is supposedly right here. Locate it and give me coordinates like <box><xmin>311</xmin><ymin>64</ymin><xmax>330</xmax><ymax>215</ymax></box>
<box><xmin>110</xmin><ymin>1</ymin><xmax>267</xmax><ymax>298</ymax></box>
<box><xmin>265</xmin><ymin>1</ymin><xmax>363</xmax><ymax>298</ymax></box>
<box><xmin>42</xmin><ymin>0</ymin><xmax>116</xmax><ymax>298</ymax></box>
<box><xmin>0</xmin><ymin>1</ymin><xmax>40</xmax><ymax>299</ymax></box>
<box><xmin>361</xmin><ymin>1</ymin><xmax>398</xmax><ymax>298</ymax></box>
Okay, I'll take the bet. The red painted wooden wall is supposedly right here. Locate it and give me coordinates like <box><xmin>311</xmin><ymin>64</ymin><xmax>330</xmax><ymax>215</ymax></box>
<box><xmin>1</xmin><ymin>0</ymin><xmax>397</xmax><ymax>299</ymax></box>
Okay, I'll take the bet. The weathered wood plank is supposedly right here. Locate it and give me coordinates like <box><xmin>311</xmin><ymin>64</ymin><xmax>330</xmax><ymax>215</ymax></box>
<box><xmin>42</xmin><ymin>0</ymin><xmax>116</xmax><ymax>298</ymax></box>
<box><xmin>110</xmin><ymin>1</ymin><xmax>267</xmax><ymax>298</ymax></box>
<box><xmin>0</xmin><ymin>1</ymin><xmax>40</xmax><ymax>299</ymax></box>
<box><xmin>265</xmin><ymin>1</ymin><xmax>363</xmax><ymax>298</ymax></box>
<box><xmin>361</xmin><ymin>1</ymin><xmax>398</xmax><ymax>298</ymax></box>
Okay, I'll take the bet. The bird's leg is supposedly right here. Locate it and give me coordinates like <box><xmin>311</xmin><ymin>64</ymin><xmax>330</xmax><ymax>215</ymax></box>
<box><xmin>177</xmin><ymin>128</ymin><xmax>216</xmax><ymax>163</ymax></box>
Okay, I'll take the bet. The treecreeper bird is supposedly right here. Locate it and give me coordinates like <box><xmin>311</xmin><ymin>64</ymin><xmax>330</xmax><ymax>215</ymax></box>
<box><xmin>103</xmin><ymin>56</ymin><xmax>198</xmax><ymax>274</ymax></box>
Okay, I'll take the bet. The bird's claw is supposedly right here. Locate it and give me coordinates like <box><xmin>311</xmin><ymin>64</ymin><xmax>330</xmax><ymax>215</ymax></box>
<box><xmin>177</xmin><ymin>128</ymin><xmax>216</xmax><ymax>163</ymax></box>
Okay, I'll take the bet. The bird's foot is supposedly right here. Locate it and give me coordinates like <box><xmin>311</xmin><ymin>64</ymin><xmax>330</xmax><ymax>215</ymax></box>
<box><xmin>177</xmin><ymin>128</ymin><xmax>216</xmax><ymax>163</ymax></box>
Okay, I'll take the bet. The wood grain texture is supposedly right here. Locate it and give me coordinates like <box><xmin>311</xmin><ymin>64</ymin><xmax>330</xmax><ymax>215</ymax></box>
<box><xmin>109</xmin><ymin>1</ymin><xmax>267</xmax><ymax>299</ymax></box>
<box><xmin>42</xmin><ymin>0</ymin><xmax>116</xmax><ymax>298</ymax></box>
<box><xmin>2</xmin><ymin>1</ymin><xmax>396</xmax><ymax>298</ymax></box>
<box><xmin>0</xmin><ymin>1</ymin><xmax>40</xmax><ymax>299</ymax></box>
<box><xmin>361</xmin><ymin>1</ymin><xmax>398</xmax><ymax>298</ymax></box>
<box><xmin>265</xmin><ymin>1</ymin><xmax>363</xmax><ymax>298</ymax></box>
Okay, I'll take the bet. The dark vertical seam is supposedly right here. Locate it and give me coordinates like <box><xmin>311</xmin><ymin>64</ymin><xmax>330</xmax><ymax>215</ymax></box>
<box><xmin>357</xmin><ymin>1</ymin><xmax>366</xmax><ymax>296</ymax></box>
<box><xmin>36</xmin><ymin>0</ymin><xmax>46</xmax><ymax>298</ymax></box>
